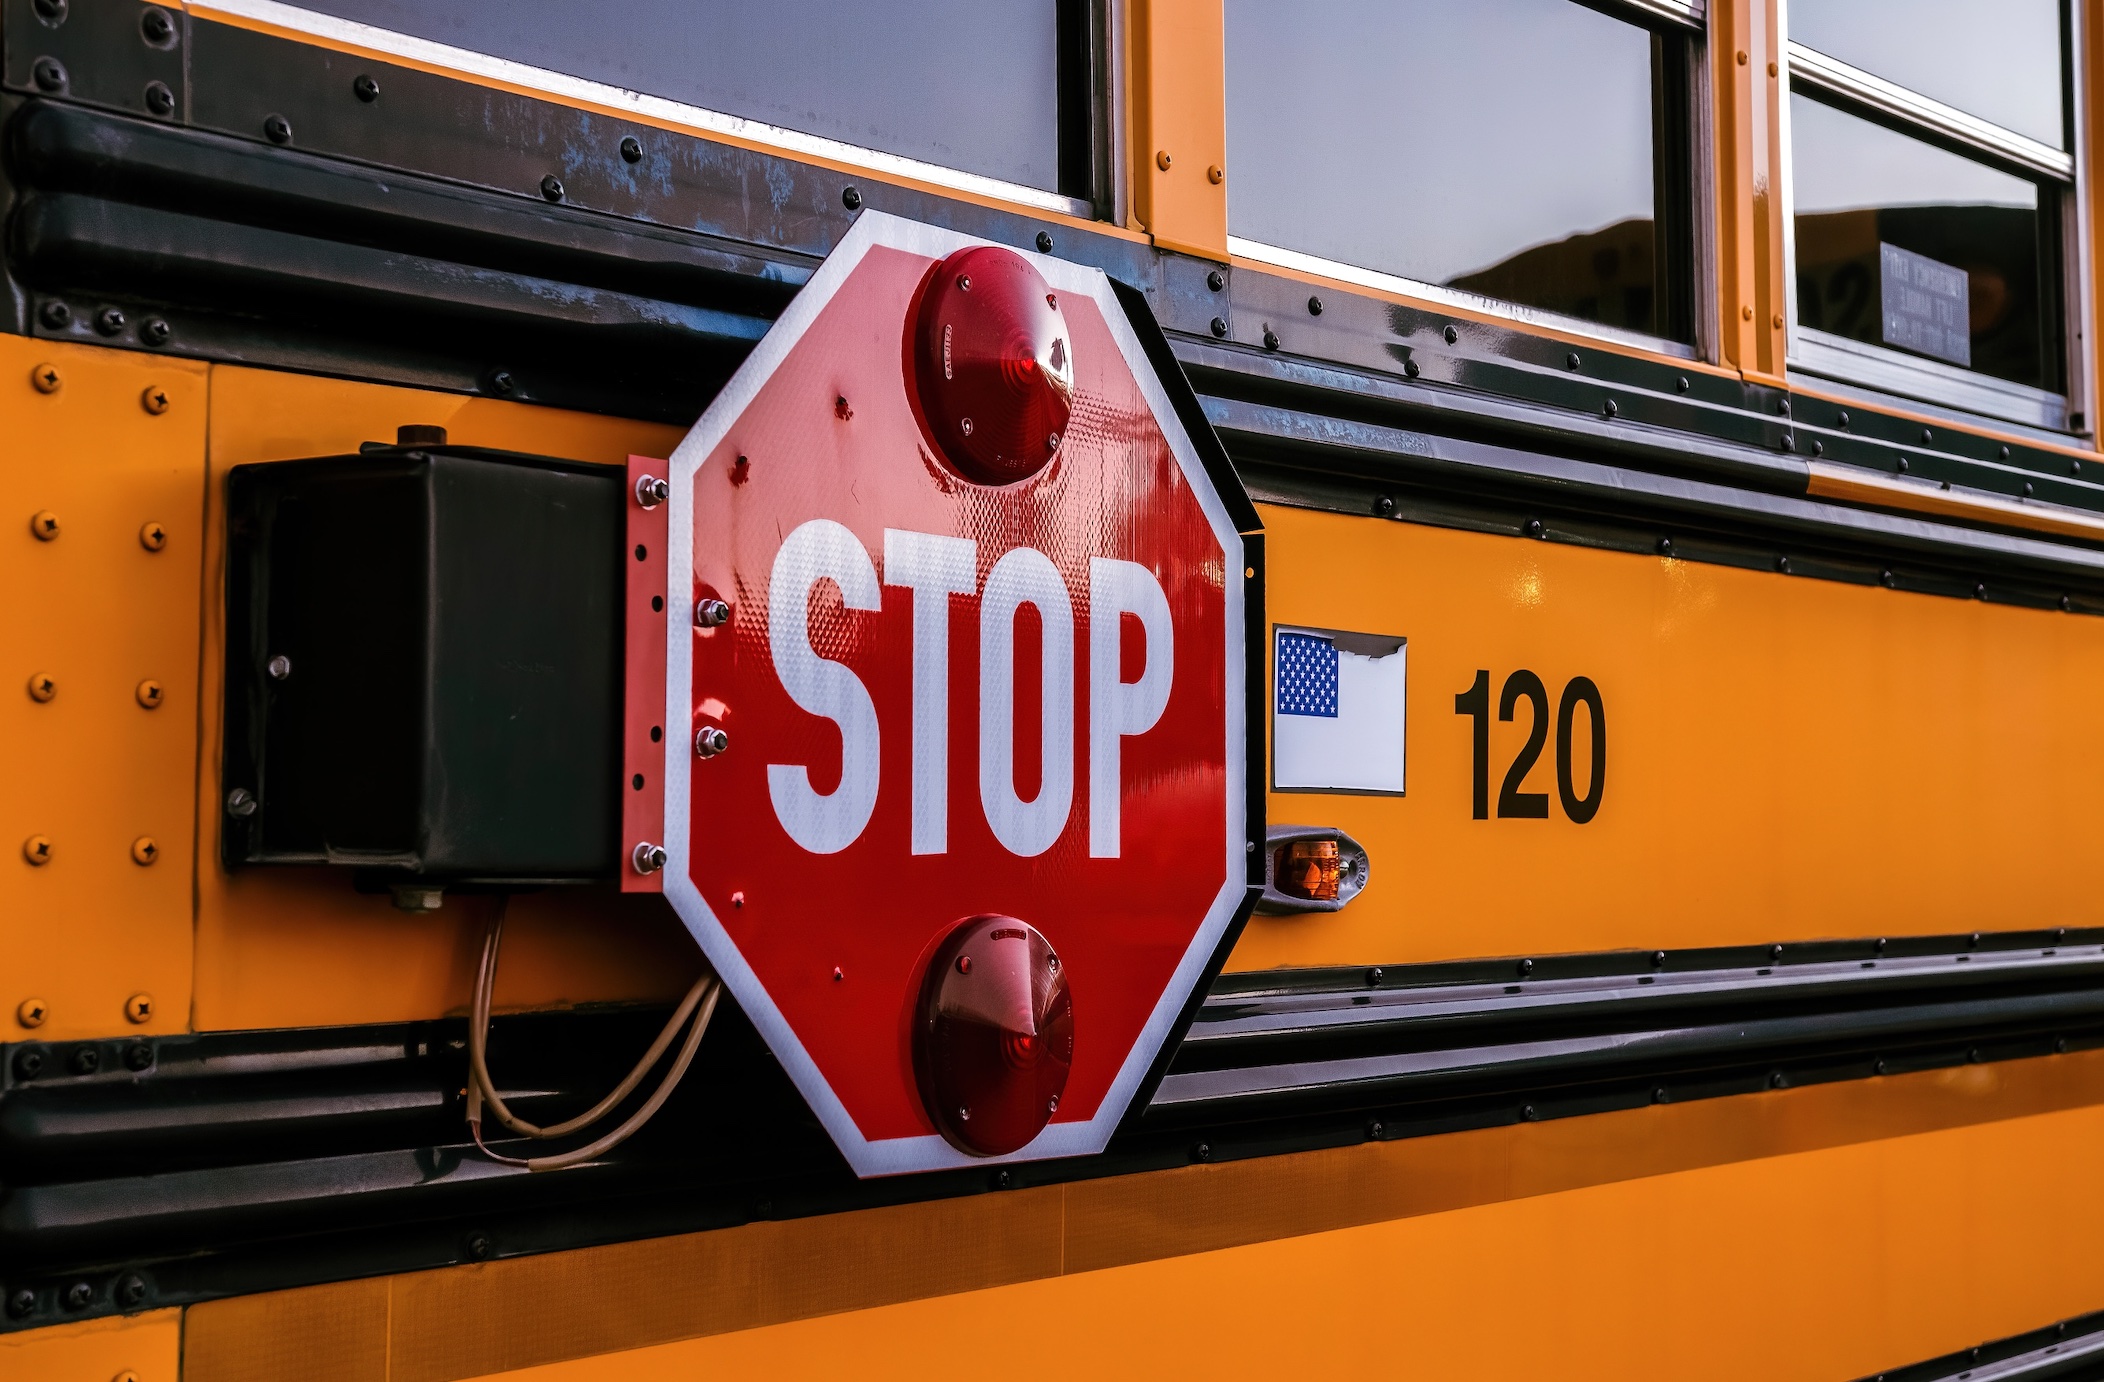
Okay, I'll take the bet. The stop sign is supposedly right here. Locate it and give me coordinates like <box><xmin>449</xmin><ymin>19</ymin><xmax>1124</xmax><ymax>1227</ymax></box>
<box><xmin>645</xmin><ymin>213</ymin><xmax>1254</xmax><ymax>1176</ymax></box>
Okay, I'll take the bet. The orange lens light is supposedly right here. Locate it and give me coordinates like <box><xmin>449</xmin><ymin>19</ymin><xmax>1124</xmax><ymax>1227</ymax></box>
<box><xmin>1276</xmin><ymin>839</ymin><xmax>1343</xmax><ymax>902</ymax></box>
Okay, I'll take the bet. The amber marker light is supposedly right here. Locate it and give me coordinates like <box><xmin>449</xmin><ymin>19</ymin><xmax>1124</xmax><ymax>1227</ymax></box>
<box><xmin>1278</xmin><ymin>838</ymin><xmax>1343</xmax><ymax>902</ymax></box>
<box><xmin>1257</xmin><ymin>826</ymin><xmax>1371</xmax><ymax>915</ymax></box>
<box><xmin>913</xmin><ymin>914</ymin><xmax>1073</xmax><ymax>1156</ymax></box>
<box><xmin>908</xmin><ymin>245</ymin><xmax>1075</xmax><ymax>486</ymax></box>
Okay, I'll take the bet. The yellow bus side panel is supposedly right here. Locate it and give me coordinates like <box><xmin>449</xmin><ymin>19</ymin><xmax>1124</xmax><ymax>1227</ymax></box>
<box><xmin>1238</xmin><ymin>501</ymin><xmax>2104</xmax><ymax>971</ymax></box>
<box><xmin>3</xmin><ymin>338</ymin><xmax>206</xmax><ymax>1043</ymax></box>
<box><xmin>182</xmin><ymin>1051</ymin><xmax>2104</xmax><ymax>1382</ymax></box>
<box><xmin>1</xmin><ymin>1308</ymin><xmax>179</xmax><ymax>1382</ymax></box>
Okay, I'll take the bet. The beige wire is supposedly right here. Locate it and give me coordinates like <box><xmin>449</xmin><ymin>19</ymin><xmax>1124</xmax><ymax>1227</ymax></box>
<box><xmin>466</xmin><ymin>897</ymin><xmax>718</xmax><ymax>1171</ymax></box>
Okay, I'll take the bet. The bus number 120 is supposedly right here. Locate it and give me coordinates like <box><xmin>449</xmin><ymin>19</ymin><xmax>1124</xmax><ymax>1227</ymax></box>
<box><xmin>1453</xmin><ymin>670</ymin><xmax>1606</xmax><ymax>823</ymax></box>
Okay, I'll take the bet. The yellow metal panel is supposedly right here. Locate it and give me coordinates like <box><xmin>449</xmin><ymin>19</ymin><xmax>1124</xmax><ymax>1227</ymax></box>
<box><xmin>1128</xmin><ymin>0</ymin><xmax>1228</xmax><ymax>259</ymax></box>
<box><xmin>1234</xmin><ymin>504</ymin><xmax>2104</xmax><ymax>972</ymax></box>
<box><xmin>189</xmin><ymin>366</ymin><xmax>697</xmax><ymax>1032</ymax></box>
<box><xmin>181</xmin><ymin>1278</ymin><xmax>388</xmax><ymax>1382</ymax></box>
<box><xmin>0</xmin><ymin>1309</ymin><xmax>179</xmax><ymax>1382</ymax></box>
<box><xmin>1</xmin><ymin>339</ymin><xmax>205</xmax><ymax>1042</ymax></box>
<box><xmin>419</xmin><ymin>1099</ymin><xmax>2104</xmax><ymax>1382</ymax></box>
<box><xmin>180</xmin><ymin>1050</ymin><xmax>2104</xmax><ymax>1382</ymax></box>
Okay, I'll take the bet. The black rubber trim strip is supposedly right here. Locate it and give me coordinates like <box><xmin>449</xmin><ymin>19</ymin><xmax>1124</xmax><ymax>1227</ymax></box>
<box><xmin>1857</xmin><ymin>1312</ymin><xmax>2104</xmax><ymax>1382</ymax></box>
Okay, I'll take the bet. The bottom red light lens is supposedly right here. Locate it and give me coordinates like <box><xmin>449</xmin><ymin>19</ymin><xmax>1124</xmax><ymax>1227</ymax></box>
<box><xmin>913</xmin><ymin>914</ymin><xmax>1073</xmax><ymax>1157</ymax></box>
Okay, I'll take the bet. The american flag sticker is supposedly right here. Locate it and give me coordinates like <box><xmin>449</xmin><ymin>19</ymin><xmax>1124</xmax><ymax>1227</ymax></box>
<box><xmin>1273</xmin><ymin>626</ymin><xmax>1406</xmax><ymax>794</ymax></box>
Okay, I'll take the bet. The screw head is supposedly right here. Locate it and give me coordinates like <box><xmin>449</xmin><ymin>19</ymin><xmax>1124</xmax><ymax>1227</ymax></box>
<box><xmin>1403</xmin><ymin>358</ymin><xmax>1420</xmax><ymax>379</ymax></box>
<box><xmin>2024</xmin><ymin>482</ymin><xmax>2034</xmax><ymax>498</ymax></box>
<box><xmin>92</xmin><ymin>306</ymin><xmax>129</xmax><ymax>338</ymax></box>
<box><xmin>1207</xmin><ymin>163</ymin><xmax>1224</xmax><ymax>184</ymax></box>
<box><xmin>1881</xmin><ymin>569</ymin><xmax>1897</xmax><ymax>588</ymax></box>
<box><xmin>23</xmin><ymin>835</ymin><xmax>52</xmax><ymax>866</ymax></box>
<box><xmin>30</xmin><ymin>362</ymin><xmax>61</xmax><ymax>394</ymax></box>
<box><xmin>1036</xmin><ymin>231</ymin><xmax>1054</xmax><ymax>253</ymax></box>
<box><xmin>139</xmin><ymin>317</ymin><xmax>170</xmax><ymax>346</ymax></box>
<box><xmin>17</xmin><ymin>997</ymin><xmax>48</xmax><ymax>1028</ymax></box>
<box><xmin>1657</xmin><ymin>538</ymin><xmax>1674</xmax><ymax>557</ymax></box>
<box><xmin>1368</xmin><ymin>1120</ymin><xmax>1384</xmax><ymax>1139</ymax></box>
<box><xmin>695</xmin><ymin>598</ymin><xmax>731</xmax><ymax>628</ymax></box>
<box><xmin>539</xmin><ymin>173</ymin><xmax>564</xmax><ymax>202</ymax></box>
<box><xmin>1307</xmin><ymin>296</ymin><xmax>1323</xmax><ymax>316</ymax></box>
<box><xmin>1565</xmin><ymin>352</ymin><xmax>1581</xmax><ymax>370</ymax></box>
<box><xmin>2062</xmin><ymin>594</ymin><xmax>2074</xmax><ymax>612</ymax></box>
<box><xmin>1261</xmin><ymin>329</ymin><xmax>1279</xmax><ymax>351</ymax></box>
<box><xmin>1155</xmin><ymin>150</ymin><xmax>1173</xmax><ymax>171</ymax></box>
<box><xmin>115</xmin><ymin>1273</ymin><xmax>147</xmax><ymax>1308</ymax></box>
<box><xmin>7</xmin><ymin>1287</ymin><xmax>35</xmax><ymax>1319</ymax></box>
<box><xmin>1443</xmin><ymin>324</ymin><xmax>1458</xmax><ymax>345</ymax></box>
<box><xmin>32</xmin><ymin>0</ymin><xmax>66</xmax><ymax>22</ymax></box>
<box><xmin>354</xmin><ymin>73</ymin><xmax>381</xmax><ymax>102</ymax></box>
<box><xmin>62</xmin><ymin>1280</ymin><xmax>93</xmax><ymax>1311</ymax></box>
<box><xmin>140</xmin><ymin>6</ymin><xmax>175</xmax><ymax>44</ymax></box>
<box><xmin>225</xmin><ymin>788</ymin><xmax>257</xmax><ymax>818</ymax></box>
<box><xmin>71</xmin><ymin>1046</ymin><xmax>100</xmax><ymax>1076</ymax></box>
<box><xmin>266</xmin><ymin>655</ymin><xmax>292</xmax><ymax>681</ymax></box>
<box><xmin>466</xmin><ymin>1233</ymin><xmax>492</xmax><ymax>1261</ymax></box>
<box><xmin>1206</xmin><ymin>270</ymin><xmax>1225</xmax><ymax>292</ymax></box>
<box><xmin>619</xmin><ymin>134</ymin><xmax>642</xmax><ymax>162</ymax></box>
<box><xmin>130</xmin><ymin>838</ymin><xmax>158</xmax><ymax>867</ymax></box>
<box><xmin>488</xmin><ymin>369</ymin><xmax>515</xmax><ymax>395</ymax></box>
<box><xmin>1974</xmin><ymin>582</ymin><xmax>1987</xmax><ymax>600</ymax></box>
<box><xmin>140</xmin><ymin>384</ymin><xmax>170</xmax><ymax>415</ymax></box>
<box><xmin>1651</xmin><ymin>1085</ymin><xmax>1667</xmax><ymax>1103</ymax></box>
<box><xmin>140</xmin><ymin>521</ymin><xmax>167</xmax><ymax>551</ymax></box>
<box><xmin>33</xmin><ymin>56</ymin><xmax>68</xmax><ymax>91</ymax></box>
<box><xmin>1776</xmin><ymin>556</ymin><xmax>1792</xmax><ymax>574</ymax></box>
<box><xmin>842</xmin><ymin>185</ymin><xmax>862</xmax><ymax>210</ymax></box>
<box><xmin>1209</xmin><ymin>316</ymin><xmax>1227</xmax><ymax>338</ymax></box>
<box><xmin>1522</xmin><ymin>1104</ymin><xmax>1539</xmax><ymax>1121</ymax></box>
<box><xmin>39</xmin><ymin>299</ymin><xmax>71</xmax><ymax>330</ymax></box>
<box><xmin>1192</xmin><ymin>1141</ymin><xmax>1211</xmax><ymax>1161</ymax></box>
<box><xmin>263</xmin><ymin>113</ymin><xmax>292</xmax><ymax>144</ymax></box>
<box><xmin>136</xmin><ymin>679</ymin><xmax>164</xmax><ymax>708</ymax></box>
<box><xmin>1517</xmin><ymin>958</ymin><xmax>1534</xmax><ymax>976</ymax></box>
<box><xmin>30</xmin><ymin>510</ymin><xmax>60</xmax><ymax>541</ymax></box>
<box><xmin>1524</xmin><ymin>518</ymin><xmax>1544</xmax><ymax>538</ymax></box>
<box><xmin>1873</xmin><ymin>1057</ymin><xmax>1887</xmax><ymax>1074</ymax></box>
<box><xmin>995</xmin><ymin>1169</ymin><xmax>1013</xmax><ymax>1189</ymax></box>
<box><xmin>1768</xmin><ymin>1070</ymin><xmax>1786</xmax><ymax>1089</ymax></box>
<box><xmin>1603</xmin><ymin>398</ymin><xmax>1618</xmax><ymax>419</ymax></box>
<box><xmin>1373</xmin><ymin>494</ymin><xmax>1395</xmax><ymax>517</ymax></box>
<box><xmin>1366</xmin><ymin>966</ymin><xmax>1384</xmax><ymax>986</ymax></box>
<box><xmin>123</xmin><ymin>1040</ymin><xmax>153</xmax><ymax>1071</ymax></box>
<box><xmin>1770</xmin><ymin>943</ymin><xmax>1784</xmax><ymax>961</ymax></box>
<box><xmin>27</xmin><ymin>672</ymin><xmax>55</xmax><ymax>703</ymax></box>
<box><xmin>2074</xmin><ymin>459</ymin><xmax>2084</xmax><ymax>475</ymax></box>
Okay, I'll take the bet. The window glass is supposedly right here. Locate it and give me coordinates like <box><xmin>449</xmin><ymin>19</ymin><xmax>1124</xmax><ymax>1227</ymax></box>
<box><xmin>1791</xmin><ymin>94</ymin><xmax>2048</xmax><ymax>389</ymax></box>
<box><xmin>1224</xmin><ymin>0</ymin><xmax>1684</xmax><ymax>340</ymax></box>
<box><xmin>1789</xmin><ymin>0</ymin><xmax>2064</xmax><ymax>148</ymax></box>
<box><xmin>285</xmin><ymin>0</ymin><xmax>1064</xmax><ymax>191</ymax></box>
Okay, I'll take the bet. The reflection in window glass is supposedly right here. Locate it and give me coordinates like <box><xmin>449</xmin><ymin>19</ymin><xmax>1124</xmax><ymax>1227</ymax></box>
<box><xmin>1224</xmin><ymin>0</ymin><xmax>1686</xmax><ymax>340</ymax></box>
<box><xmin>284</xmin><ymin>0</ymin><xmax>1064</xmax><ymax>190</ymax></box>
<box><xmin>1790</xmin><ymin>0</ymin><xmax>2064</xmax><ymax>149</ymax></box>
<box><xmin>1791</xmin><ymin>94</ymin><xmax>2049</xmax><ymax>389</ymax></box>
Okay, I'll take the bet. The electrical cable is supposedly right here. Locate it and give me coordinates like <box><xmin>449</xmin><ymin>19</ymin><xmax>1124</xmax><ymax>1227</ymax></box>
<box><xmin>466</xmin><ymin>897</ymin><xmax>718</xmax><ymax>1171</ymax></box>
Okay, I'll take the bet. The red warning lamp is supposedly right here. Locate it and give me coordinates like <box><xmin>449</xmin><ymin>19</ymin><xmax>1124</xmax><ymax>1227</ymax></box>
<box><xmin>913</xmin><ymin>914</ymin><xmax>1073</xmax><ymax>1156</ymax></box>
<box><xmin>909</xmin><ymin>245</ymin><xmax>1075</xmax><ymax>486</ymax></box>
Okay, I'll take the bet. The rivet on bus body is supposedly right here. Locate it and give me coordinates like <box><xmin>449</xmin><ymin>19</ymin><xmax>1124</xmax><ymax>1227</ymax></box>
<box><xmin>1155</xmin><ymin>150</ymin><xmax>1172</xmax><ymax>171</ymax></box>
<box><xmin>1207</xmin><ymin>164</ymin><xmax>1224</xmax><ymax>184</ymax></box>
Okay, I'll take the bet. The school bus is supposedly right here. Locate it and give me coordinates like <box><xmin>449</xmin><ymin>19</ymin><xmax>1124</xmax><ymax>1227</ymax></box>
<box><xmin>9</xmin><ymin>1</ymin><xmax>2104</xmax><ymax>1379</ymax></box>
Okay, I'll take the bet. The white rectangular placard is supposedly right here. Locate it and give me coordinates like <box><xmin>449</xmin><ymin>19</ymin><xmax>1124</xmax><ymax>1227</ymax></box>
<box><xmin>1272</xmin><ymin>626</ymin><xmax>1407</xmax><ymax>794</ymax></box>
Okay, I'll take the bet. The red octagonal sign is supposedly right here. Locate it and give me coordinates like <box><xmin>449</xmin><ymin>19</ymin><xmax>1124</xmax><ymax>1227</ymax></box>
<box><xmin>650</xmin><ymin>213</ymin><xmax>1252</xmax><ymax>1176</ymax></box>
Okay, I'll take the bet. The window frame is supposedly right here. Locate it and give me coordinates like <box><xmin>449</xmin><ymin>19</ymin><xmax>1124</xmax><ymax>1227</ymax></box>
<box><xmin>1223</xmin><ymin>0</ymin><xmax>1712</xmax><ymax>361</ymax></box>
<box><xmin>1778</xmin><ymin>0</ymin><xmax>2092</xmax><ymax>435</ymax></box>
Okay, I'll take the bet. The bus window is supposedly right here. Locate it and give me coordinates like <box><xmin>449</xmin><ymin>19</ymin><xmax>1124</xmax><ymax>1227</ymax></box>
<box><xmin>1223</xmin><ymin>0</ymin><xmax>1697</xmax><ymax>346</ymax></box>
<box><xmin>1785</xmin><ymin>0</ymin><xmax>2073</xmax><ymax>425</ymax></box>
<box><xmin>280</xmin><ymin>0</ymin><xmax>1076</xmax><ymax>197</ymax></box>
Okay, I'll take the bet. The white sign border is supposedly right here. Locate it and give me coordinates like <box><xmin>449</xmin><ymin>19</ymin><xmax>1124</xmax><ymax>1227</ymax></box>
<box><xmin>661</xmin><ymin>211</ymin><xmax>1246</xmax><ymax>1177</ymax></box>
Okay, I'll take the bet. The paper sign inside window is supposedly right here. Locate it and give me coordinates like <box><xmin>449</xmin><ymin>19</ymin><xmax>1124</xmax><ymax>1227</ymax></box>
<box><xmin>1272</xmin><ymin>626</ymin><xmax>1406</xmax><ymax>794</ymax></box>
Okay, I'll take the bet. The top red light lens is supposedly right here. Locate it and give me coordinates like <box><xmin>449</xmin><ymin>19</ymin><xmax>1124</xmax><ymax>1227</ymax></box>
<box><xmin>909</xmin><ymin>245</ymin><xmax>1075</xmax><ymax>486</ymax></box>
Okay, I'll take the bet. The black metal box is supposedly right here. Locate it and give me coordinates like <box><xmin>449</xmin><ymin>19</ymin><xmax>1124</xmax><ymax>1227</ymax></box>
<box><xmin>222</xmin><ymin>442</ymin><xmax>625</xmax><ymax>885</ymax></box>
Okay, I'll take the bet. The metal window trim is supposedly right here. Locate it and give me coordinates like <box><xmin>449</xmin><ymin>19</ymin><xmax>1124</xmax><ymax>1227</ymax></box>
<box><xmin>1791</xmin><ymin>329</ymin><xmax>2071</xmax><ymax>432</ymax></box>
<box><xmin>1226</xmin><ymin>237</ymin><xmax>1701</xmax><ymax>361</ymax></box>
<box><xmin>1597</xmin><ymin>0</ymin><xmax>1706</xmax><ymax>33</ymax></box>
<box><xmin>1786</xmin><ymin>42</ymin><xmax>2075</xmax><ymax>181</ymax></box>
<box><xmin>188</xmin><ymin>0</ymin><xmax>1096</xmax><ymax>221</ymax></box>
<box><xmin>2061</xmin><ymin>0</ymin><xmax>2097</xmax><ymax>435</ymax></box>
<box><xmin>1686</xmin><ymin>12</ymin><xmax>1720</xmax><ymax>365</ymax></box>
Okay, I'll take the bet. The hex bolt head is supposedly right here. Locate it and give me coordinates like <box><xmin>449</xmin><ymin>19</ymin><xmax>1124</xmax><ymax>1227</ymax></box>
<box><xmin>62</xmin><ymin>1280</ymin><xmax>92</xmax><ymax>1311</ymax></box>
<box><xmin>145</xmin><ymin>78</ymin><xmax>175</xmax><ymax>115</ymax></box>
<box><xmin>1035</xmin><ymin>231</ymin><xmax>1054</xmax><ymax>253</ymax></box>
<box><xmin>695</xmin><ymin>726</ymin><xmax>729</xmax><ymax>758</ymax></box>
<box><xmin>139</xmin><ymin>317</ymin><xmax>171</xmax><ymax>346</ymax></box>
<box><xmin>264</xmin><ymin>113</ymin><xmax>292</xmax><ymax>144</ymax></box>
<box><xmin>225</xmin><ymin>788</ymin><xmax>258</xmax><ymax>818</ymax></box>
<box><xmin>115</xmin><ymin>1273</ymin><xmax>147</xmax><ymax>1308</ymax></box>
<box><xmin>695</xmin><ymin>598</ymin><xmax>731</xmax><ymax>628</ymax></box>
<box><xmin>267</xmin><ymin>655</ymin><xmax>292</xmax><ymax>681</ymax></box>
<box><xmin>39</xmin><ymin>299</ymin><xmax>71</xmax><ymax>329</ymax></box>
<box><xmin>98</xmin><ymin>307</ymin><xmax>128</xmax><ymax>336</ymax></box>
<box><xmin>23</xmin><ymin>835</ymin><xmax>52</xmax><ymax>866</ymax></box>
<box><xmin>354</xmin><ymin>73</ymin><xmax>380</xmax><ymax>102</ymax></box>
<box><xmin>136</xmin><ymin>679</ymin><xmax>163</xmax><ymax>708</ymax></box>
<box><xmin>539</xmin><ymin>174</ymin><xmax>564</xmax><ymax>202</ymax></box>
<box><xmin>631</xmin><ymin>842</ymin><xmax>667</xmax><ymax>874</ymax></box>
<box><xmin>634</xmin><ymin>474</ymin><xmax>669</xmax><ymax>508</ymax></box>
<box><xmin>27</xmin><ymin>672</ymin><xmax>55</xmax><ymax>703</ymax></box>
<box><xmin>71</xmin><ymin>1046</ymin><xmax>100</xmax><ymax>1076</ymax></box>
<box><xmin>140</xmin><ymin>521</ymin><xmax>167</xmax><ymax>551</ymax></box>
<box><xmin>17</xmin><ymin>997</ymin><xmax>48</xmax><ymax>1028</ymax></box>
<box><xmin>619</xmin><ymin>134</ymin><xmax>642</xmax><ymax>162</ymax></box>
<box><xmin>6</xmin><ymin>1287</ymin><xmax>35</xmax><ymax>1319</ymax></box>
<box><xmin>842</xmin><ymin>185</ymin><xmax>862</xmax><ymax>211</ymax></box>
<box><xmin>30</xmin><ymin>362</ymin><xmax>61</xmax><ymax>394</ymax></box>
<box><xmin>140</xmin><ymin>6</ymin><xmax>175</xmax><ymax>44</ymax></box>
<box><xmin>131</xmin><ymin>838</ymin><xmax>158</xmax><ymax>867</ymax></box>
<box><xmin>123</xmin><ymin>1040</ymin><xmax>153</xmax><ymax>1071</ymax></box>
<box><xmin>32</xmin><ymin>56</ymin><xmax>68</xmax><ymax>91</ymax></box>
<box><xmin>140</xmin><ymin>384</ymin><xmax>170</xmax><ymax>415</ymax></box>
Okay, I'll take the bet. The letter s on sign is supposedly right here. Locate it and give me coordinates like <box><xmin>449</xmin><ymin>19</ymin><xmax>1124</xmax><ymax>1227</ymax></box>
<box><xmin>767</xmin><ymin>519</ymin><xmax>882</xmax><ymax>853</ymax></box>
